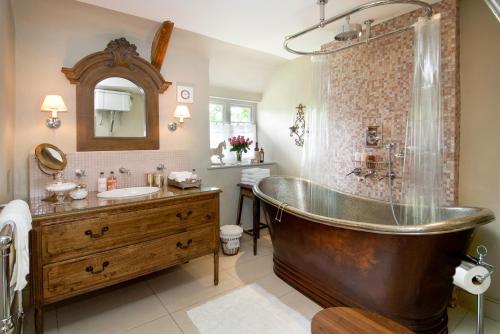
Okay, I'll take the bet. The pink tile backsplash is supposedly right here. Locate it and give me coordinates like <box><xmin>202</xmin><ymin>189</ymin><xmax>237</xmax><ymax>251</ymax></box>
<box><xmin>320</xmin><ymin>0</ymin><xmax>459</xmax><ymax>205</ymax></box>
<box><xmin>29</xmin><ymin>150</ymin><xmax>191</xmax><ymax>198</ymax></box>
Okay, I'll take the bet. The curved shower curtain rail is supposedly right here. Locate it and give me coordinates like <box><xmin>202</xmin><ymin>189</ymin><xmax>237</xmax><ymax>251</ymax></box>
<box><xmin>284</xmin><ymin>0</ymin><xmax>433</xmax><ymax>56</ymax></box>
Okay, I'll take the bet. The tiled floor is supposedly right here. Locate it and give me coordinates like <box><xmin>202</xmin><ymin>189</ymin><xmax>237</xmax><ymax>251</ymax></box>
<box><xmin>23</xmin><ymin>233</ymin><xmax>500</xmax><ymax>333</ymax></box>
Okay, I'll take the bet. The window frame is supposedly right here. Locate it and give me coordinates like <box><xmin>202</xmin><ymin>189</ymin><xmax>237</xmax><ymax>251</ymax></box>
<box><xmin>209</xmin><ymin>97</ymin><xmax>258</xmax><ymax>163</ymax></box>
<box><xmin>209</xmin><ymin>97</ymin><xmax>257</xmax><ymax>125</ymax></box>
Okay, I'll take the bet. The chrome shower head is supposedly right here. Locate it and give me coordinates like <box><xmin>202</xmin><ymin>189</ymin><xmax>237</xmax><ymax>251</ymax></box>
<box><xmin>334</xmin><ymin>16</ymin><xmax>362</xmax><ymax>41</ymax></box>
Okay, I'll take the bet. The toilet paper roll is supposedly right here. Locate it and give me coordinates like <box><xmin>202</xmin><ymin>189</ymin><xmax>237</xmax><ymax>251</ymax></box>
<box><xmin>453</xmin><ymin>261</ymin><xmax>491</xmax><ymax>295</ymax></box>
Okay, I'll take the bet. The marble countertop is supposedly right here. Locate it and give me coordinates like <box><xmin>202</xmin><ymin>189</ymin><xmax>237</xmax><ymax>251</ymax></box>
<box><xmin>30</xmin><ymin>186</ymin><xmax>221</xmax><ymax>218</ymax></box>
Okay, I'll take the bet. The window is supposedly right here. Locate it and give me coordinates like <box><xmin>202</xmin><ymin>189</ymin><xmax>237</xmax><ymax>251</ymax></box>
<box><xmin>209</xmin><ymin>97</ymin><xmax>257</xmax><ymax>162</ymax></box>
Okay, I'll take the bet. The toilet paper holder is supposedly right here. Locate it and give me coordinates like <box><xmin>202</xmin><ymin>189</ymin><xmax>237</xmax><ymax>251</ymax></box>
<box><xmin>464</xmin><ymin>245</ymin><xmax>494</xmax><ymax>283</ymax></box>
<box><xmin>462</xmin><ymin>245</ymin><xmax>494</xmax><ymax>334</ymax></box>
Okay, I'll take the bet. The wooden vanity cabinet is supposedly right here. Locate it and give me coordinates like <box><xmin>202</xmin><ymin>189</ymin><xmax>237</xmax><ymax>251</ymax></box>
<box><xmin>30</xmin><ymin>191</ymin><xmax>220</xmax><ymax>334</ymax></box>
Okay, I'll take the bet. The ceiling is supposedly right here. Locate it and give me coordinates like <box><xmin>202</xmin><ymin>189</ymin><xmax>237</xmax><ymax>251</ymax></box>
<box><xmin>77</xmin><ymin>0</ymin><xmax>439</xmax><ymax>59</ymax></box>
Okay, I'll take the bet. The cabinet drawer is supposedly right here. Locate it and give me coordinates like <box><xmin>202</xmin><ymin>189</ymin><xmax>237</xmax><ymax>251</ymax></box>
<box><xmin>41</xmin><ymin>198</ymin><xmax>217</xmax><ymax>263</ymax></box>
<box><xmin>43</xmin><ymin>226</ymin><xmax>216</xmax><ymax>301</ymax></box>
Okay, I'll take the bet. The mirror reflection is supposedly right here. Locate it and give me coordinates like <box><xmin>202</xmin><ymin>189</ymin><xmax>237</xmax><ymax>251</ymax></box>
<box><xmin>44</xmin><ymin>147</ymin><xmax>63</xmax><ymax>163</ymax></box>
<box><xmin>94</xmin><ymin>77</ymin><xmax>146</xmax><ymax>138</ymax></box>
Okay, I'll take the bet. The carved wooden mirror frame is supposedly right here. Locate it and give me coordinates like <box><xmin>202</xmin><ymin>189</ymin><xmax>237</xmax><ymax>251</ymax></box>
<box><xmin>62</xmin><ymin>38</ymin><xmax>171</xmax><ymax>151</ymax></box>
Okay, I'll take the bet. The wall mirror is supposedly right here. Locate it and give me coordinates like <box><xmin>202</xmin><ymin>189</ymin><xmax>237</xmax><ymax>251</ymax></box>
<box><xmin>94</xmin><ymin>77</ymin><xmax>146</xmax><ymax>138</ymax></box>
<box><xmin>62</xmin><ymin>38</ymin><xmax>170</xmax><ymax>151</ymax></box>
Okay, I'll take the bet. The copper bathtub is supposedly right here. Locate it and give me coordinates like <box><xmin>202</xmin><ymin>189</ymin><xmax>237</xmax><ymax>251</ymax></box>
<box><xmin>253</xmin><ymin>176</ymin><xmax>494</xmax><ymax>334</ymax></box>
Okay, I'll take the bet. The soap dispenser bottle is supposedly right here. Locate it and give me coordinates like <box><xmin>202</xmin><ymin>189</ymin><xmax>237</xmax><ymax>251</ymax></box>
<box><xmin>259</xmin><ymin>148</ymin><xmax>265</xmax><ymax>163</ymax></box>
<box><xmin>107</xmin><ymin>171</ymin><xmax>117</xmax><ymax>190</ymax></box>
<box><xmin>97</xmin><ymin>172</ymin><xmax>107</xmax><ymax>193</ymax></box>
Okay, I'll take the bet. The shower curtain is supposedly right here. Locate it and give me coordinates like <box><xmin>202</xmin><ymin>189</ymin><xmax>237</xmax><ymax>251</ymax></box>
<box><xmin>401</xmin><ymin>14</ymin><xmax>444</xmax><ymax>225</ymax></box>
<box><xmin>300</xmin><ymin>55</ymin><xmax>336</xmax><ymax>216</ymax></box>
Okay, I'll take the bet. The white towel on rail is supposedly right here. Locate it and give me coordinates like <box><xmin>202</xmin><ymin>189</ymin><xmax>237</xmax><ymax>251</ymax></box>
<box><xmin>0</xmin><ymin>200</ymin><xmax>32</xmax><ymax>291</ymax></box>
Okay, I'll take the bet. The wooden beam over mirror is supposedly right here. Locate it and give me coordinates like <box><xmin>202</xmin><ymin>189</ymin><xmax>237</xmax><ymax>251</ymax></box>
<box><xmin>151</xmin><ymin>21</ymin><xmax>174</xmax><ymax>71</ymax></box>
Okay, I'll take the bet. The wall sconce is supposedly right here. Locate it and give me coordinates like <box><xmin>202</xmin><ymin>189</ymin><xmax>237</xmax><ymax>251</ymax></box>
<box><xmin>289</xmin><ymin>104</ymin><xmax>306</xmax><ymax>146</ymax></box>
<box><xmin>41</xmin><ymin>95</ymin><xmax>67</xmax><ymax>129</ymax></box>
<box><xmin>168</xmin><ymin>105</ymin><xmax>191</xmax><ymax>131</ymax></box>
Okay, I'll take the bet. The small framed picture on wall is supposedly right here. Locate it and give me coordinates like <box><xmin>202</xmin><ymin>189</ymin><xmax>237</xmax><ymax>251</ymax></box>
<box><xmin>177</xmin><ymin>85</ymin><xmax>194</xmax><ymax>103</ymax></box>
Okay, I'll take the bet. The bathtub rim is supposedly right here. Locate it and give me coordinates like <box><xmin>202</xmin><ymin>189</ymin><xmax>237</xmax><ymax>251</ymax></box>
<box><xmin>253</xmin><ymin>176</ymin><xmax>495</xmax><ymax>235</ymax></box>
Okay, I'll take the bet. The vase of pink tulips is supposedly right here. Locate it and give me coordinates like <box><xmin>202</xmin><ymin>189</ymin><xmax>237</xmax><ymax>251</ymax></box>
<box><xmin>228</xmin><ymin>135</ymin><xmax>253</xmax><ymax>162</ymax></box>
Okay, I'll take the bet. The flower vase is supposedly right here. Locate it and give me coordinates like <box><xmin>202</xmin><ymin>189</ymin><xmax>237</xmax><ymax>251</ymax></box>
<box><xmin>236</xmin><ymin>151</ymin><xmax>242</xmax><ymax>162</ymax></box>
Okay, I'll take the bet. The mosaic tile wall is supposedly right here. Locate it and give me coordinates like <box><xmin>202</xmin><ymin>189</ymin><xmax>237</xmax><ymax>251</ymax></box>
<box><xmin>321</xmin><ymin>0</ymin><xmax>459</xmax><ymax>205</ymax></box>
<box><xmin>29</xmin><ymin>150</ymin><xmax>191</xmax><ymax>198</ymax></box>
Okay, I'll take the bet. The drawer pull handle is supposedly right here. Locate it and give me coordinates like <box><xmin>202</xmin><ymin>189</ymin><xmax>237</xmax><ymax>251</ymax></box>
<box><xmin>176</xmin><ymin>239</ymin><xmax>193</xmax><ymax>250</ymax></box>
<box><xmin>176</xmin><ymin>210</ymin><xmax>193</xmax><ymax>221</ymax></box>
<box><xmin>85</xmin><ymin>226</ymin><xmax>109</xmax><ymax>238</ymax></box>
<box><xmin>205</xmin><ymin>214</ymin><xmax>212</xmax><ymax>220</ymax></box>
<box><xmin>86</xmin><ymin>261</ymin><xmax>109</xmax><ymax>274</ymax></box>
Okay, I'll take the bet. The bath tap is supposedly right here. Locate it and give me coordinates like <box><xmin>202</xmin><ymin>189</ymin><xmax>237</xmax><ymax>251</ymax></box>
<box><xmin>378</xmin><ymin>171</ymin><xmax>396</xmax><ymax>181</ymax></box>
<box><xmin>364</xmin><ymin>170</ymin><xmax>376</xmax><ymax>178</ymax></box>
<box><xmin>346</xmin><ymin>167</ymin><xmax>362</xmax><ymax>177</ymax></box>
<box><xmin>119</xmin><ymin>167</ymin><xmax>131</xmax><ymax>175</ymax></box>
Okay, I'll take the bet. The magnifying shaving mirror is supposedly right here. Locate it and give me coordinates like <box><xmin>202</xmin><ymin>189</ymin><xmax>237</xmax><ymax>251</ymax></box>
<box><xmin>35</xmin><ymin>143</ymin><xmax>67</xmax><ymax>175</ymax></box>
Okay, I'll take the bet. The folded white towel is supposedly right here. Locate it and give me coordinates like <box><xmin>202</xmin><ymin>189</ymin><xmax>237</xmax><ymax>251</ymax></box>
<box><xmin>0</xmin><ymin>200</ymin><xmax>32</xmax><ymax>291</ymax></box>
<box><xmin>168</xmin><ymin>171</ymin><xmax>193</xmax><ymax>182</ymax></box>
<box><xmin>240</xmin><ymin>176</ymin><xmax>267</xmax><ymax>185</ymax></box>
<box><xmin>242</xmin><ymin>168</ymin><xmax>270</xmax><ymax>176</ymax></box>
<box><xmin>242</xmin><ymin>173</ymin><xmax>269</xmax><ymax>179</ymax></box>
<box><xmin>241</xmin><ymin>178</ymin><xmax>256</xmax><ymax>183</ymax></box>
<box><xmin>242</xmin><ymin>173</ymin><xmax>268</xmax><ymax>178</ymax></box>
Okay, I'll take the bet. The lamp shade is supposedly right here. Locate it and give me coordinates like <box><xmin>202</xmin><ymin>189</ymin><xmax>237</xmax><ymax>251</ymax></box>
<box><xmin>173</xmin><ymin>105</ymin><xmax>191</xmax><ymax>120</ymax></box>
<box><xmin>41</xmin><ymin>95</ymin><xmax>68</xmax><ymax>112</ymax></box>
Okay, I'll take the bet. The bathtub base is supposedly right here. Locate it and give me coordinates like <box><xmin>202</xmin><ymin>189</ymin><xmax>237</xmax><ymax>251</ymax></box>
<box><xmin>273</xmin><ymin>255</ymin><xmax>448</xmax><ymax>334</ymax></box>
<box><xmin>252</xmin><ymin>177</ymin><xmax>493</xmax><ymax>334</ymax></box>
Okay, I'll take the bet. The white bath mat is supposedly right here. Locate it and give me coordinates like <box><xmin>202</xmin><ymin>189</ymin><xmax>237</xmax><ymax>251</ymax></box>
<box><xmin>187</xmin><ymin>284</ymin><xmax>310</xmax><ymax>334</ymax></box>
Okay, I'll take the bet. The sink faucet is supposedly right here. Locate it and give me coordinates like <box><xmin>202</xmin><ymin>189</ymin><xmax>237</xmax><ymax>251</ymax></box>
<box><xmin>119</xmin><ymin>167</ymin><xmax>131</xmax><ymax>175</ymax></box>
<box><xmin>364</xmin><ymin>170</ymin><xmax>376</xmax><ymax>178</ymax></box>
<box><xmin>75</xmin><ymin>169</ymin><xmax>86</xmax><ymax>178</ymax></box>
<box><xmin>346</xmin><ymin>167</ymin><xmax>362</xmax><ymax>177</ymax></box>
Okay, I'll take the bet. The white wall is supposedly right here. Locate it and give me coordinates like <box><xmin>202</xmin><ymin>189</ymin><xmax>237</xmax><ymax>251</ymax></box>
<box><xmin>459</xmin><ymin>0</ymin><xmax>500</xmax><ymax>321</ymax></box>
<box><xmin>0</xmin><ymin>0</ymin><xmax>15</xmax><ymax>204</ymax></box>
<box><xmin>11</xmin><ymin>0</ymin><xmax>282</xmax><ymax>227</ymax></box>
<box><xmin>258</xmin><ymin>56</ymin><xmax>312</xmax><ymax>176</ymax></box>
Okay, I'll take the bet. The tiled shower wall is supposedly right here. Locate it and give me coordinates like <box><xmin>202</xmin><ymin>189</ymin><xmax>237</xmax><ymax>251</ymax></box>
<box><xmin>29</xmin><ymin>150</ymin><xmax>191</xmax><ymax>198</ymax></box>
<box><xmin>322</xmin><ymin>0</ymin><xmax>459</xmax><ymax>205</ymax></box>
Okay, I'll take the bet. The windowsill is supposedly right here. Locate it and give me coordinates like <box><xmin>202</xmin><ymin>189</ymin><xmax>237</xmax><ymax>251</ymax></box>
<box><xmin>207</xmin><ymin>161</ymin><xmax>276</xmax><ymax>170</ymax></box>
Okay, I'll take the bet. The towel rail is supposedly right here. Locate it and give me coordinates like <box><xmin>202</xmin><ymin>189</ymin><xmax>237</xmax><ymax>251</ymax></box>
<box><xmin>0</xmin><ymin>221</ymin><xmax>21</xmax><ymax>334</ymax></box>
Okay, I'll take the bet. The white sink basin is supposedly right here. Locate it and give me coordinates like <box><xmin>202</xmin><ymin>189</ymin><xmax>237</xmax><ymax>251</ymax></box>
<box><xmin>97</xmin><ymin>187</ymin><xmax>160</xmax><ymax>199</ymax></box>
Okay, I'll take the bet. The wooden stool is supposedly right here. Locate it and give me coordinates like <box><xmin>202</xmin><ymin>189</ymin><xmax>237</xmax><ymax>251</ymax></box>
<box><xmin>312</xmin><ymin>307</ymin><xmax>414</xmax><ymax>334</ymax></box>
<box><xmin>236</xmin><ymin>183</ymin><xmax>267</xmax><ymax>255</ymax></box>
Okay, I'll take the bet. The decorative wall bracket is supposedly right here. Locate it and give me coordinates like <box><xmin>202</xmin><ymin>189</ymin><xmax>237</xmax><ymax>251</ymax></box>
<box><xmin>289</xmin><ymin>104</ymin><xmax>306</xmax><ymax>147</ymax></box>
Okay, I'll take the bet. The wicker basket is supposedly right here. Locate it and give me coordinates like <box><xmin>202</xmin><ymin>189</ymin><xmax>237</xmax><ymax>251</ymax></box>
<box><xmin>167</xmin><ymin>178</ymin><xmax>201</xmax><ymax>189</ymax></box>
<box><xmin>220</xmin><ymin>225</ymin><xmax>243</xmax><ymax>256</ymax></box>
